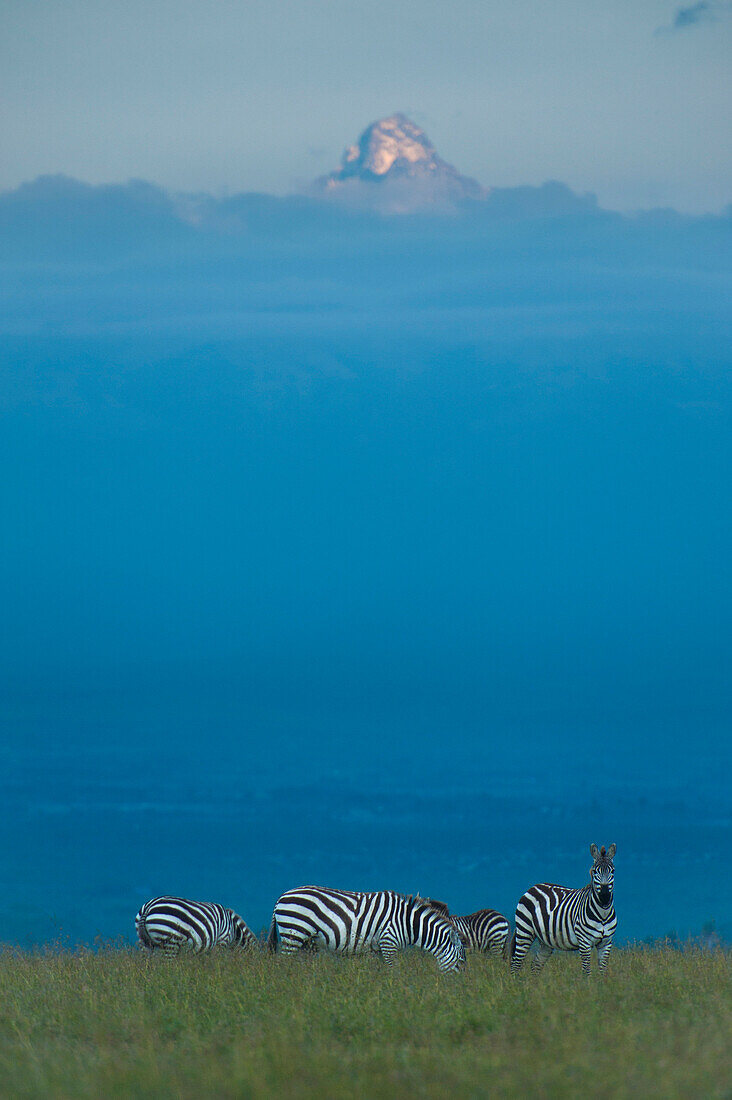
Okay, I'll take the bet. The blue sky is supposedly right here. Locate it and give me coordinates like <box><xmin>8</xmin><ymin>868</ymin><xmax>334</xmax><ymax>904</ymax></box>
<box><xmin>1</xmin><ymin>0</ymin><xmax>730</xmax><ymax>212</ymax></box>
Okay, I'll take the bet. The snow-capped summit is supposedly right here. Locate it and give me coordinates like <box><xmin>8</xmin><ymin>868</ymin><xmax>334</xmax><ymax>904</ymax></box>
<box><xmin>309</xmin><ymin>114</ymin><xmax>487</xmax><ymax>213</ymax></box>
<box><xmin>340</xmin><ymin>114</ymin><xmax>442</xmax><ymax>179</ymax></box>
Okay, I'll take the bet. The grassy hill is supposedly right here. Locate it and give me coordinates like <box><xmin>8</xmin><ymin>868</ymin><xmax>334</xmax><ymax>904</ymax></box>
<box><xmin>0</xmin><ymin>945</ymin><xmax>728</xmax><ymax>1098</ymax></box>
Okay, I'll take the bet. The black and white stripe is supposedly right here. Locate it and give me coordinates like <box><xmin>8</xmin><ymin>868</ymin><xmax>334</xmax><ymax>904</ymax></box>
<box><xmin>135</xmin><ymin>895</ymin><xmax>258</xmax><ymax>955</ymax></box>
<box><xmin>510</xmin><ymin>844</ymin><xmax>617</xmax><ymax>975</ymax></box>
<box><xmin>451</xmin><ymin>909</ymin><xmax>510</xmax><ymax>957</ymax></box>
<box><xmin>419</xmin><ymin>898</ymin><xmax>509</xmax><ymax>957</ymax></box>
<box><xmin>268</xmin><ymin>886</ymin><xmax>465</xmax><ymax>972</ymax></box>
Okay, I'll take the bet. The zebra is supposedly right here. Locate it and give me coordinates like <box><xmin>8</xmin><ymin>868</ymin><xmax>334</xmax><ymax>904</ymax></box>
<box><xmin>417</xmin><ymin>898</ymin><xmax>509</xmax><ymax>957</ymax></box>
<box><xmin>267</xmin><ymin>886</ymin><xmax>466</xmax><ymax>972</ymax></box>
<box><xmin>135</xmin><ymin>895</ymin><xmax>259</xmax><ymax>956</ymax></box>
<box><xmin>452</xmin><ymin>909</ymin><xmax>510</xmax><ymax>957</ymax></box>
<box><xmin>510</xmin><ymin>844</ymin><xmax>617</xmax><ymax>976</ymax></box>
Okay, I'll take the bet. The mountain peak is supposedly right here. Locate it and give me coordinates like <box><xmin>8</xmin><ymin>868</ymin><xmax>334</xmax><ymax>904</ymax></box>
<box><xmin>340</xmin><ymin>114</ymin><xmax>438</xmax><ymax>179</ymax></box>
<box><xmin>309</xmin><ymin>114</ymin><xmax>487</xmax><ymax>213</ymax></box>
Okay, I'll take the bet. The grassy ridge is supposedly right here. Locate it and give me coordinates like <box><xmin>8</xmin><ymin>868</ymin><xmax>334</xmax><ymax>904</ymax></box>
<box><xmin>0</xmin><ymin>946</ymin><xmax>729</xmax><ymax>1098</ymax></box>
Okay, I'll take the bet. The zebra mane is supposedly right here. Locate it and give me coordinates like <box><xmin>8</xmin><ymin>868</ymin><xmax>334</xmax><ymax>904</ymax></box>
<box><xmin>411</xmin><ymin>895</ymin><xmax>451</xmax><ymax>918</ymax></box>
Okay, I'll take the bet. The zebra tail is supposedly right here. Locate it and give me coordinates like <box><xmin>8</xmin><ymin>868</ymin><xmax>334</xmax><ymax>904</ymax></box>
<box><xmin>136</xmin><ymin>915</ymin><xmax>155</xmax><ymax>950</ymax></box>
<box><xmin>505</xmin><ymin>929</ymin><xmax>516</xmax><ymax>963</ymax></box>
<box><xmin>267</xmin><ymin>913</ymin><xmax>278</xmax><ymax>953</ymax></box>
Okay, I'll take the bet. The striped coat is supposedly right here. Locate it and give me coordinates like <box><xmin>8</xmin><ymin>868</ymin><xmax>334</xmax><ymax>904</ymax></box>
<box><xmin>268</xmin><ymin>886</ymin><xmax>465</xmax><ymax>972</ymax></box>
<box><xmin>451</xmin><ymin>909</ymin><xmax>510</xmax><ymax>957</ymax></box>
<box><xmin>136</xmin><ymin>895</ymin><xmax>259</xmax><ymax>955</ymax></box>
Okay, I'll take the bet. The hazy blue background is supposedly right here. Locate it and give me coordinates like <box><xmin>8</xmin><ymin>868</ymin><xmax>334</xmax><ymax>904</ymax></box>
<box><xmin>1</xmin><ymin>175</ymin><xmax>729</xmax><ymax>947</ymax></box>
<box><xmin>2</xmin><ymin>0</ymin><xmax>731</xmax><ymax>212</ymax></box>
<box><xmin>1</xmin><ymin>0</ymin><xmax>730</xmax><ymax>950</ymax></box>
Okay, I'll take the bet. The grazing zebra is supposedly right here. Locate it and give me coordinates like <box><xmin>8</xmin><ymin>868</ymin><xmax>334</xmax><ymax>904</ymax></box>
<box><xmin>268</xmin><ymin>886</ymin><xmax>466</xmax><ymax>972</ymax></box>
<box><xmin>418</xmin><ymin>898</ymin><xmax>509</xmax><ymax>957</ymax></box>
<box><xmin>510</xmin><ymin>844</ymin><xmax>617</xmax><ymax>976</ymax></box>
<box><xmin>135</xmin><ymin>895</ymin><xmax>259</xmax><ymax>956</ymax></box>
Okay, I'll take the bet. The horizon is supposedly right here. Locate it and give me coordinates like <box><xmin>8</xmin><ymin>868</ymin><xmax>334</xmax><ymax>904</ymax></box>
<box><xmin>1</xmin><ymin>118</ymin><xmax>730</xmax><ymax>219</ymax></box>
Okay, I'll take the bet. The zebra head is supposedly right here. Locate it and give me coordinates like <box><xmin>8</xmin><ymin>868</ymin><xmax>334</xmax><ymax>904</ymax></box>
<box><xmin>589</xmin><ymin>843</ymin><xmax>616</xmax><ymax>908</ymax></box>
<box><xmin>230</xmin><ymin>910</ymin><xmax>255</xmax><ymax>948</ymax></box>
<box><xmin>410</xmin><ymin>896</ymin><xmax>466</xmax><ymax>972</ymax></box>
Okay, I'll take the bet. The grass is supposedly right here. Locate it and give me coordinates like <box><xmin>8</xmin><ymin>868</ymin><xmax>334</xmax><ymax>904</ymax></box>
<box><xmin>0</xmin><ymin>945</ymin><xmax>729</xmax><ymax>1098</ymax></box>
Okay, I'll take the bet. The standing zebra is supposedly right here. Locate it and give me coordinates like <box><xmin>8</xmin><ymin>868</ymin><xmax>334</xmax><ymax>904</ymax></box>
<box><xmin>268</xmin><ymin>886</ymin><xmax>465</xmax><ymax>972</ymax></box>
<box><xmin>419</xmin><ymin>898</ymin><xmax>509</xmax><ymax>957</ymax></box>
<box><xmin>510</xmin><ymin>844</ymin><xmax>617</xmax><ymax>976</ymax></box>
<box><xmin>136</xmin><ymin>895</ymin><xmax>259</xmax><ymax>956</ymax></box>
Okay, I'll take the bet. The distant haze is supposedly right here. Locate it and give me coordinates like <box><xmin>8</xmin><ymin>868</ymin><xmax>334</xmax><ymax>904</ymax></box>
<box><xmin>0</xmin><ymin>102</ymin><xmax>730</xmax><ymax>946</ymax></box>
<box><xmin>2</xmin><ymin>170</ymin><xmax>729</xmax><ymax>748</ymax></box>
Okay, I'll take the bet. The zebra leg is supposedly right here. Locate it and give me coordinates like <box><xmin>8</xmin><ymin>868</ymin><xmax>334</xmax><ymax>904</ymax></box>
<box><xmin>377</xmin><ymin>931</ymin><xmax>399</xmax><ymax>965</ymax></box>
<box><xmin>597</xmin><ymin>938</ymin><xmax>613</xmax><ymax>974</ymax></box>
<box><xmin>510</xmin><ymin>929</ymin><xmax>535</xmax><ymax>974</ymax></box>
<box><xmin>491</xmin><ymin>932</ymin><xmax>508</xmax><ymax>959</ymax></box>
<box><xmin>277</xmin><ymin>932</ymin><xmax>308</xmax><ymax>956</ymax></box>
<box><xmin>531</xmin><ymin>941</ymin><xmax>553</xmax><ymax>972</ymax></box>
<box><xmin>578</xmin><ymin>941</ymin><xmax>593</xmax><ymax>976</ymax></box>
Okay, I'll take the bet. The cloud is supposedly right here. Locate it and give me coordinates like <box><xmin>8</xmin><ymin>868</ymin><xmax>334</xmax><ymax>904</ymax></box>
<box><xmin>657</xmin><ymin>0</ymin><xmax>731</xmax><ymax>32</ymax></box>
<box><xmin>673</xmin><ymin>1</ymin><xmax>713</xmax><ymax>28</ymax></box>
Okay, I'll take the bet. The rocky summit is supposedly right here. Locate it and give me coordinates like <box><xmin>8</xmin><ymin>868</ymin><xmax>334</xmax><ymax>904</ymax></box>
<box><xmin>309</xmin><ymin>113</ymin><xmax>487</xmax><ymax>213</ymax></box>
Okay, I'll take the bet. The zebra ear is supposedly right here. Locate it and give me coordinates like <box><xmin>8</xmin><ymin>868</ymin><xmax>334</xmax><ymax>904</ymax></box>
<box><xmin>607</xmin><ymin>843</ymin><xmax>616</xmax><ymax>859</ymax></box>
<box><xmin>590</xmin><ymin>844</ymin><xmax>600</xmax><ymax>860</ymax></box>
